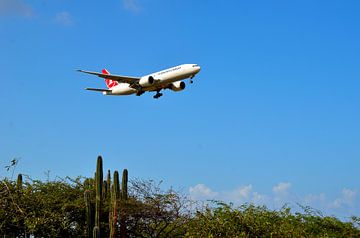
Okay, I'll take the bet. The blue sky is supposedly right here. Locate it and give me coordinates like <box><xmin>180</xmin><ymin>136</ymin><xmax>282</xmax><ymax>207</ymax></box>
<box><xmin>1</xmin><ymin>0</ymin><xmax>359</xmax><ymax>219</ymax></box>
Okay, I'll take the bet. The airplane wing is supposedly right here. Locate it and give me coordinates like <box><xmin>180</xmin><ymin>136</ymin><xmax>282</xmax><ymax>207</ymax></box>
<box><xmin>77</xmin><ymin>70</ymin><xmax>140</xmax><ymax>84</ymax></box>
<box><xmin>85</xmin><ymin>88</ymin><xmax>112</xmax><ymax>92</ymax></box>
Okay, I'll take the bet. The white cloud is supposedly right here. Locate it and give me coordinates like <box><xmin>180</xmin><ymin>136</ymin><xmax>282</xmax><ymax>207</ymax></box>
<box><xmin>238</xmin><ymin>185</ymin><xmax>252</xmax><ymax>197</ymax></box>
<box><xmin>226</xmin><ymin>186</ymin><xmax>269</xmax><ymax>205</ymax></box>
<box><xmin>54</xmin><ymin>11</ymin><xmax>73</xmax><ymax>26</ymax></box>
<box><xmin>190</xmin><ymin>184</ymin><xmax>269</xmax><ymax>206</ymax></box>
<box><xmin>304</xmin><ymin>193</ymin><xmax>326</xmax><ymax>204</ymax></box>
<box><xmin>188</xmin><ymin>183</ymin><xmax>359</xmax><ymax>218</ymax></box>
<box><xmin>272</xmin><ymin>182</ymin><xmax>292</xmax><ymax>207</ymax></box>
<box><xmin>273</xmin><ymin>182</ymin><xmax>291</xmax><ymax>194</ymax></box>
<box><xmin>225</xmin><ymin>185</ymin><xmax>253</xmax><ymax>203</ymax></box>
<box><xmin>252</xmin><ymin>191</ymin><xmax>269</xmax><ymax>204</ymax></box>
<box><xmin>342</xmin><ymin>188</ymin><xmax>357</xmax><ymax>203</ymax></box>
<box><xmin>332</xmin><ymin>188</ymin><xmax>357</xmax><ymax>208</ymax></box>
<box><xmin>0</xmin><ymin>0</ymin><xmax>34</xmax><ymax>17</ymax></box>
<box><xmin>189</xmin><ymin>184</ymin><xmax>218</xmax><ymax>200</ymax></box>
<box><xmin>123</xmin><ymin>0</ymin><xmax>140</xmax><ymax>13</ymax></box>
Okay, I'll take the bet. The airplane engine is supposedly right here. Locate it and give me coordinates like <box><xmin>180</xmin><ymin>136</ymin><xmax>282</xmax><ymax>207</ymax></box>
<box><xmin>170</xmin><ymin>81</ymin><xmax>186</xmax><ymax>92</ymax></box>
<box><xmin>139</xmin><ymin>76</ymin><xmax>155</xmax><ymax>87</ymax></box>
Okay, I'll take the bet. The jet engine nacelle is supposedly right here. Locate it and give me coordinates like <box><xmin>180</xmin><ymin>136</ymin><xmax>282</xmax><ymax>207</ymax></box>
<box><xmin>170</xmin><ymin>81</ymin><xmax>186</xmax><ymax>92</ymax></box>
<box><xmin>139</xmin><ymin>76</ymin><xmax>155</xmax><ymax>87</ymax></box>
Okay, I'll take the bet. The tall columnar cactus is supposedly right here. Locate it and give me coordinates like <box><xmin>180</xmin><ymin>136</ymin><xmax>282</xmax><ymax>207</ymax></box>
<box><xmin>93</xmin><ymin>155</ymin><xmax>103</xmax><ymax>237</ymax></box>
<box><xmin>16</xmin><ymin>173</ymin><xmax>24</xmax><ymax>236</ymax></box>
<box><xmin>106</xmin><ymin>170</ymin><xmax>111</xmax><ymax>198</ymax></box>
<box><xmin>84</xmin><ymin>190</ymin><xmax>93</xmax><ymax>238</ymax></box>
<box><xmin>121</xmin><ymin>169</ymin><xmax>128</xmax><ymax>201</ymax></box>
<box><xmin>103</xmin><ymin>180</ymin><xmax>108</xmax><ymax>199</ymax></box>
<box><xmin>110</xmin><ymin>170</ymin><xmax>120</xmax><ymax>238</ymax></box>
<box><xmin>93</xmin><ymin>226</ymin><xmax>100</xmax><ymax>238</ymax></box>
<box><xmin>114</xmin><ymin>170</ymin><xmax>121</xmax><ymax>201</ymax></box>
<box><xmin>86</xmin><ymin>156</ymin><xmax>129</xmax><ymax>238</ymax></box>
<box><xmin>120</xmin><ymin>169</ymin><xmax>128</xmax><ymax>238</ymax></box>
<box><xmin>16</xmin><ymin>173</ymin><xmax>23</xmax><ymax>190</ymax></box>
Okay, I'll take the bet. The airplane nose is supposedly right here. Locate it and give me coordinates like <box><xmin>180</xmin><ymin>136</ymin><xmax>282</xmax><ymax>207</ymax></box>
<box><xmin>196</xmin><ymin>66</ymin><xmax>201</xmax><ymax>73</ymax></box>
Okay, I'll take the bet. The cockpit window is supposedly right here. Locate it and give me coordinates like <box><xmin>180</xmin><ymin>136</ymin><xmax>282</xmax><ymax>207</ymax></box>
<box><xmin>192</xmin><ymin>64</ymin><xmax>199</xmax><ymax>67</ymax></box>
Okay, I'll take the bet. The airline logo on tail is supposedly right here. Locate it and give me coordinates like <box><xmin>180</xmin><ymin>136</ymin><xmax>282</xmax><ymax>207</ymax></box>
<box><xmin>102</xmin><ymin>69</ymin><xmax>118</xmax><ymax>89</ymax></box>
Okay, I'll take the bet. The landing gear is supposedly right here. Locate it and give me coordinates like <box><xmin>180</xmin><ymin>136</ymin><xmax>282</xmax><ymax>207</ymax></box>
<box><xmin>190</xmin><ymin>75</ymin><xmax>194</xmax><ymax>84</ymax></box>
<box><xmin>153</xmin><ymin>92</ymin><xmax>163</xmax><ymax>99</ymax></box>
<box><xmin>136</xmin><ymin>90</ymin><xmax>145</xmax><ymax>96</ymax></box>
<box><xmin>153</xmin><ymin>90</ymin><xmax>163</xmax><ymax>99</ymax></box>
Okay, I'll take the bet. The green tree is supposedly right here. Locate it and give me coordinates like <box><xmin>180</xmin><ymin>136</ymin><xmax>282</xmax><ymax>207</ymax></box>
<box><xmin>184</xmin><ymin>202</ymin><xmax>360</xmax><ymax>238</ymax></box>
<box><xmin>0</xmin><ymin>176</ymin><xmax>87</xmax><ymax>237</ymax></box>
<box><xmin>124</xmin><ymin>179</ymin><xmax>191</xmax><ymax>238</ymax></box>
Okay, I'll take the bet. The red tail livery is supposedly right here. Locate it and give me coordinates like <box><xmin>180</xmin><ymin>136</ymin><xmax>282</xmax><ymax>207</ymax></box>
<box><xmin>102</xmin><ymin>69</ymin><xmax>118</xmax><ymax>89</ymax></box>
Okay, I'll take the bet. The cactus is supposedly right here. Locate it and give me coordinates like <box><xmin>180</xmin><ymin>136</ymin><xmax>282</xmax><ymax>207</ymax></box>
<box><xmin>103</xmin><ymin>180</ymin><xmax>108</xmax><ymax>199</ymax></box>
<box><xmin>107</xmin><ymin>170</ymin><xmax>111</xmax><ymax>197</ymax></box>
<box><xmin>120</xmin><ymin>169</ymin><xmax>128</xmax><ymax>238</ymax></box>
<box><xmin>121</xmin><ymin>169</ymin><xmax>128</xmax><ymax>201</ymax></box>
<box><xmin>110</xmin><ymin>170</ymin><xmax>120</xmax><ymax>238</ymax></box>
<box><xmin>94</xmin><ymin>155</ymin><xmax>103</xmax><ymax>237</ymax></box>
<box><xmin>84</xmin><ymin>190</ymin><xmax>93</xmax><ymax>238</ymax></box>
<box><xmin>16</xmin><ymin>174</ymin><xmax>23</xmax><ymax>190</ymax></box>
<box><xmin>85</xmin><ymin>156</ymin><xmax>129</xmax><ymax>238</ymax></box>
<box><xmin>114</xmin><ymin>170</ymin><xmax>121</xmax><ymax>201</ymax></box>
<box><xmin>109</xmin><ymin>183</ymin><xmax>114</xmax><ymax>238</ymax></box>
<box><xmin>93</xmin><ymin>226</ymin><xmax>100</xmax><ymax>238</ymax></box>
<box><xmin>16</xmin><ymin>174</ymin><xmax>24</xmax><ymax>236</ymax></box>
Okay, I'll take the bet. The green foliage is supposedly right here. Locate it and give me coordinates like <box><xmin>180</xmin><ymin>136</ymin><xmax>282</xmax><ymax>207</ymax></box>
<box><xmin>1</xmin><ymin>176</ymin><xmax>359</xmax><ymax>237</ymax></box>
<box><xmin>184</xmin><ymin>202</ymin><xmax>360</xmax><ymax>238</ymax></box>
<box><xmin>124</xmin><ymin>179</ymin><xmax>190</xmax><ymax>238</ymax></box>
<box><xmin>0</xmin><ymin>176</ymin><xmax>86</xmax><ymax>237</ymax></box>
<box><xmin>1</xmin><ymin>156</ymin><xmax>359</xmax><ymax>238</ymax></box>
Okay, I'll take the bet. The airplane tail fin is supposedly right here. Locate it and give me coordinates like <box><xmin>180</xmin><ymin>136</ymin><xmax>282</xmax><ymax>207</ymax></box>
<box><xmin>102</xmin><ymin>69</ymin><xmax>118</xmax><ymax>89</ymax></box>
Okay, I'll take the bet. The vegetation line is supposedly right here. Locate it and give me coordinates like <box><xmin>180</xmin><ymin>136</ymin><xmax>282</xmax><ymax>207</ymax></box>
<box><xmin>1</xmin><ymin>156</ymin><xmax>359</xmax><ymax>237</ymax></box>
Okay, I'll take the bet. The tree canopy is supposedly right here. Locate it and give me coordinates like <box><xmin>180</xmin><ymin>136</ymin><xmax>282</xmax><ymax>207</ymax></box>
<box><xmin>1</xmin><ymin>176</ymin><xmax>359</xmax><ymax>238</ymax></box>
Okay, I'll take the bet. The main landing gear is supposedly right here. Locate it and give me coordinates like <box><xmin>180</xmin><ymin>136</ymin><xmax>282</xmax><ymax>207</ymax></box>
<box><xmin>136</xmin><ymin>91</ymin><xmax>145</xmax><ymax>96</ymax></box>
<box><xmin>153</xmin><ymin>90</ymin><xmax>163</xmax><ymax>99</ymax></box>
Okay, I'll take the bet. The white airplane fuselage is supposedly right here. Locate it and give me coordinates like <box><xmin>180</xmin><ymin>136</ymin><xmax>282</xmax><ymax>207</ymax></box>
<box><xmin>107</xmin><ymin>64</ymin><xmax>201</xmax><ymax>96</ymax></box>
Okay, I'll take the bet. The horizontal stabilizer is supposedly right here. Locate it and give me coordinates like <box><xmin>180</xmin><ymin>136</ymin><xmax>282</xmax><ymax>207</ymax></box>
<box><xmin>85</xmin><ymin>88</ymin><xmax>112</xmax><ymax>92</ymax></box>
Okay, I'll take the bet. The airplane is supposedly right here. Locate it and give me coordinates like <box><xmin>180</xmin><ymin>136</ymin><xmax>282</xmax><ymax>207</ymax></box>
<box><xmin>77</xmin><ymin>64</ymin><xmax>201</xmax><ymax>99</ymax></box>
